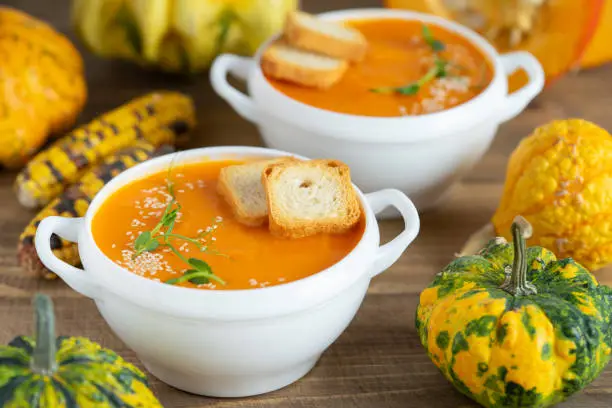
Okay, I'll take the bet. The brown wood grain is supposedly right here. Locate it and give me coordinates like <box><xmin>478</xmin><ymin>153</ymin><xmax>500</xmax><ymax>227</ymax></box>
<box><xmin>2</xmin><ymin>0</ymin><xmax>612</xmax><ymax>407</ymax></box>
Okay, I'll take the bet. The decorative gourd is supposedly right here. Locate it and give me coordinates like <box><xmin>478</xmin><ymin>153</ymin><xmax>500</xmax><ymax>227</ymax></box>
<box><xmin>417</xmin><ymin>216</ymin><xmax>612</xmax><ymax>408</ymax></box>
<box><xmin>581</xmin><ymin>0</ymin><xmax>612</xmax><ymax>69</ymax></box>
<box><xmin>491</xmin><ymin>119</ymin><xmax>612</xmax><ymax>271</ymax></box>
<box><xmin>0</xmin><ymin>294</ymin><xmax>163</xmax><ymax>407</ymax></box>
<box><xmin>384</xmin><ymin>0</ymin><xmax>607</xmax><ymax>87</ymax></box>
<box><xmin>71</xmin><ymin>0</ymin><xmax>297</xmax><ymax>73</ymax></box>
<box><xmin>0</xmin><ymin>7</ymin><xmax>87</xmax><ymax>168</ymax></box>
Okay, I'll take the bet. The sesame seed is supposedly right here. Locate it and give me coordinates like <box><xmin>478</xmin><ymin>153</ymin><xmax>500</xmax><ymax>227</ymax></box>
<box><xmin>278</xmin><ymin>277</ymin><xmax>286</xmax><ymax>282</ymax></box>
<box><xmin>131</xmin><ymin>219</ymin><xmax>146</xmax><ymax>227</ymax></box>
<box><xmin>120</xmin><ymin>249</ymin><xmax>174</xmax><ymax>277</ymax></box>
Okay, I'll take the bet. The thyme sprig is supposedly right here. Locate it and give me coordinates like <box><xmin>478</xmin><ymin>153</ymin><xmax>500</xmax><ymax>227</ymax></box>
<box><xmin>133</xmin><ymin>160</ymin><xmax>226</xmax><ymax>286</ymax></box>
<box><xmin>371</xmin><ymin>25</ymin><xmax>454</xmax><ymax>96</ymax></box>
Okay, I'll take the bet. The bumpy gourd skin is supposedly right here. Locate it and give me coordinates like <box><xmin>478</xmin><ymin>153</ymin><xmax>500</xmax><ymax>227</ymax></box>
<box><xmin>0</xmin><ymin>7</ymin><xmax>87</xmax><ymax>168</ymax></box>
<box><xmin>0</xmin><ymin>336</ymin><xmax>162</xmax><ymax>407</ymax></box>
<box><xmin>416</xmin><ymin>237</ymin><xmax>612</xmax><ymax>408</ymax></box>
<box><xmin>492</xmin><ymin>119</ymin><xmax>612</xmax><ymax>271</ymax></box>
<box><xmin>72</xmin><ymin>0</ymin><xmax>297</xmax><ymax>73</ymax></box>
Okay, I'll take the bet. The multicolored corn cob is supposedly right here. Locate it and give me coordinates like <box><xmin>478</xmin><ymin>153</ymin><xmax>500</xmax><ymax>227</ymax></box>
<box><xmin>15</xmin><ymin>91</ymin><xmax>195</xmax><ymax>209</ymax></box>
<box><xmin>18</xmin><ymin>141</ymin><xmax>175</xmax><ymax>279</ymax></box>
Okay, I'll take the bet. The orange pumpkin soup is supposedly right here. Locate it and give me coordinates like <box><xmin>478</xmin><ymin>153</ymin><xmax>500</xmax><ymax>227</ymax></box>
<box><xmin>266</xmin><ymin>18</ymin><xmax>493</xmax><ymax>117</ymax></box>
<box><xmin>92</xmin><ymin>159</ymin><xmax>365</xmax><ymax>290</ymax></box>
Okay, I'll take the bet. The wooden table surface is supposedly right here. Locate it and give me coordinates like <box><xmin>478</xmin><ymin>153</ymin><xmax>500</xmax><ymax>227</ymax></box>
<box><xmin>3</xmin><ymin>1</ymin><xmax>612</xmax><ymax>407</ymax></box>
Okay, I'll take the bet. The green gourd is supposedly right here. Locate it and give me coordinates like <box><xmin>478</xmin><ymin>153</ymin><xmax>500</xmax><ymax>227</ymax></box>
<box><xmin>0</xmin><ymin>294</ymin><xmax>163</xmax><ymax>407</ymax></box>
<box><xmin>416</xmin><ymin>216</ymin><xmax>612</xmax><ymax>407</ymax></box>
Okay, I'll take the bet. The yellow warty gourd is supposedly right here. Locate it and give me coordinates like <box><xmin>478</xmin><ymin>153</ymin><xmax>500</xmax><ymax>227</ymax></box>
<box><xmin>0</xmin><ymin>7</ymin><xmax>87</xmax><ymax>168</ymax></box>
<box><xmin>72</xmin><ymin>0</ymin><xmax>298</xmax><ymax>73</ymax></box>
<box><xmin>492</xmin><ymin>119</ymin><xmax>612</xmax><ymax>271</ymax></box>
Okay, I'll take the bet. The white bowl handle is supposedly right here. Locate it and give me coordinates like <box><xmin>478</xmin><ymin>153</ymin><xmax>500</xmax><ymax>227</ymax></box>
<box><xmin>35</xmin><ymin>216</ymin><xmax>100</xmax><ymax>299</ymax></box>
<box><xmin>366</xmin><ymin>189</ymin><xmax>420</xmax><ymax>278</ymax></box>
<box><xmin>210</xmin><ymin>54</ymin><xmax>259</xmax><ymax>124</ymax></box>
<box><xmin>498</xmin><ymin>51</ymin><xmax>545</xmax><ymax>123</ymax></box>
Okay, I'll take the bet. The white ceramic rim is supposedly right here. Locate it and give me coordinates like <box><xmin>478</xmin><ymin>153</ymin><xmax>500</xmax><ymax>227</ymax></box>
<box><xmin>210</xmin><ymin>8</ymin><xmax>544</xmax><ymax>143</ymax></box>
<box><xmin>35</xmin><ymin>146</ymin><xmax>420</xmax><ymax>320</ymax></box>
<box><xmin>259</xmin><ymin>9</ymin><xmax>501</xmax><ymax>116</ymax></box>
<box><xmin>252</xmin><ymin>9</ymin><xmax>503</xmax><ymax>136</ymax></box>
<box><xmin>84</xmin><ymin>147</ymin><xmax>375</xmax><ymax>294</ymax></box>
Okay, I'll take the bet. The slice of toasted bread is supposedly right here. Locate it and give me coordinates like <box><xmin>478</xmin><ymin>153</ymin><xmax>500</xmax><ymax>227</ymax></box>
<box><xmin>262</xmin><ymin>159</ymin><xmax>361</xmax><ymax>239</ymax></box>
<box><xmin>217</xmin><ymin>157</ymin><xmax>297</xmax><ymax>227</ymax></box>
<box><xmin>261</xmin><ymin>41</ymin><xmax>348</xmax><ymax>89</ymax></box>
<box><xmin>284</xmin><ymin>11</ymin><xmax>368</xmax><ymax>62</ymax></box>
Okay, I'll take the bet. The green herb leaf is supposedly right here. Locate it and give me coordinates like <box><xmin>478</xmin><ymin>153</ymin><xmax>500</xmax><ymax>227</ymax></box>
<box><xmin>434</xmin><ymin>58</ymin><xmax>452</xmax><ymax>78</ymax></box>
<box><xmin>165</xmin><ymin>270</ymin><xmax>211</xmax><ymax>286</ymax></box>
<box><xmin>134</xmin><ymin>231</ymin><xmax>152</xmax><ymax>251</ymax></box>
<box><xmin>146</xmin><ymin>239</ymin><xmax>160</xmax><ymax>252</ymax></box>
<box><xmin>396</xmin><ymin>83</ymin><xmax>421</xmax><ymax>95</ymax></box>
<box><xmin>135</xmin><ymin>159</ymin><xmax>227</xmax><ymax>286</ymax></box>
<box><xmin>188</xmin><ymin>258</ymin><xmax>212</xmax><ymax>272</ymax></box>
<box><xmin>189</xmin><ymin>277</ymin><xmax>210</xmax><ymax>285</ymax></box>
<box><xmin>371</xmin><ymin>24</ymin><xmax>449</xmax><ymax>96</ymax></box>
<box><xmin>186</xmin><ymin>269</ymin><xmax>210</xmax><ymax>285</ymax></box>
<box><xmin>164</xmin><ymin>277</ymin><xmax>180</xmax><ymax>285</ymax></box>
<box><xmin>422</xmin><ymin>25</ymin><xmax>445</xmax><ymax>52</ymax></box>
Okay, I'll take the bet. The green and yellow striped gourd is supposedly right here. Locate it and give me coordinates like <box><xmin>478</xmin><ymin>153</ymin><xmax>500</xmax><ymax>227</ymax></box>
<box><xmin>0</xmin><ymin>294</ymin><xmax>163</xmax><ymax>407</ymax></box>
<box><xmin>416</xmin><ymin>216</ymin><xmax>612</xmax><ymax>407</ymax></box>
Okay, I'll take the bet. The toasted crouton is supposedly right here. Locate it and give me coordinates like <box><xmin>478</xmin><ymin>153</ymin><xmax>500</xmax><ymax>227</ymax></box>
<box><xmin>284</xmin><ymin>11</ymin><xmax>368</xmax><ymax>62</ymax></box>
<box><xmin>262</xmin><ymin>159</ymin><xmax>361</xmax><ymax>239</ymax></box>
<box><xmin>261</xmin><ymin>41</ymin><xmax>348</xmax><ymax>89</ymax></box>
<box><xmin>217</xmin><ymin>157</ymin><xmax>297</xmax><ymax>227</ymax></box>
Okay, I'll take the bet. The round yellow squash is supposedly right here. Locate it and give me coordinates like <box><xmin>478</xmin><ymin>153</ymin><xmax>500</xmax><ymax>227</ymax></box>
<box><xmin>71</xmin><ymin>0</ymin><xmax>297</xmax><ymax>73</ymax></box>
<box><xmin>0</xmin><ymin>7</ymin><xmax>87</xmax><ymax>168</ymax></box>
<box><xmin>492</xmin><ymin>119</ymin><xmax>612</xmax><ymax>271</ymax></box>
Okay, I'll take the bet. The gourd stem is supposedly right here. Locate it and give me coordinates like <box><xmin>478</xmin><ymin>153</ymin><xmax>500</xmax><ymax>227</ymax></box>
<box><xmin>500</xmin><ymin>217</ymin><xmax>538</xmax><ymax>296</ymax></box>
<box><xmin>31</xmin><ymin>294</ymin><xmax>58</xmax><ymax>375</ymax></box>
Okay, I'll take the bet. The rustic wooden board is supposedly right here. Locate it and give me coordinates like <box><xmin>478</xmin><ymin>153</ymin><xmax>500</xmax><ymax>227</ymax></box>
<box><xmin>2</xmin><ymin>0</ymin><xmax>612</xmax><ymax>406</ymax></box>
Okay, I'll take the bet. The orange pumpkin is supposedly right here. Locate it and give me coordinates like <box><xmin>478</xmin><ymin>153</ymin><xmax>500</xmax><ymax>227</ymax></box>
<box><xmin>581</xmin><ymin>0</ymin><xmax>612</xmax><ymax>69</ymax></box>
<box><xmin>384</xmin><ymin>0</ymin><xmax>607</xmax><ymax>89</ymax></box>
<box><xmin>0</xmin><ymin>7</ymin><xmax>87</xmax><ymax>168</ymax></box>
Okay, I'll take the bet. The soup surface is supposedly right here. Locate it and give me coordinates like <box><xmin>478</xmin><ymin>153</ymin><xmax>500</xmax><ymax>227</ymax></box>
<box><xmin>266</xmin><ymin>18</ymin><xmax>493</xmax><ymax>117</ymax></box>
<box><xmin>92</xmin><ymin>159</ymin><xmax>365</xmax><ymax>290</ymax></box>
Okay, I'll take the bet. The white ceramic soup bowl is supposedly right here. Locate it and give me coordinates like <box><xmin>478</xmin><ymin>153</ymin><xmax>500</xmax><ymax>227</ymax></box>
<box><xmin>210</xmin><ymin>8</ymin><xmax>544</xmax><ymax>212</ymax></box>
<box><xmin>35</xmin><ymin>146</ymin><xmax>420</xmax><ymax>398</ymax></box>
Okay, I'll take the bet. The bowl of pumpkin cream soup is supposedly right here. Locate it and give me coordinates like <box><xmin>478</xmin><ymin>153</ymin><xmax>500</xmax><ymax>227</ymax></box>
<box><xmin>34</xmin><ymin>146</ymin><xmax>419</xmax><ymax>398</ymax></box>
<box><xmin>211</xmin><ymin>8</ymin><xmax>544</xmax><ymax>212</ymax></box>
